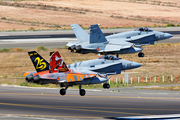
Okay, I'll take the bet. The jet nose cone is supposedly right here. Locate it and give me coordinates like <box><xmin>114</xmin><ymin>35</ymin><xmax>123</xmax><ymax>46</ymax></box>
<box><xmin>164</xmin><ymin>33</ymin><xmax>173</xmax><ymax>39</ymax></box>
<box><xmin>133</xmin><ymin>62</ymin><xmax>142</xmax><ymax>68</ymax></box>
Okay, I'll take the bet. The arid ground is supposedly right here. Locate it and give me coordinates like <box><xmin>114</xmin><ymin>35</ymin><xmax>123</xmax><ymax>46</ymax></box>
<box><xmin>0</xmin><ymin>0</ymin><xmax>180</xmax><ymax>30</ymax></box>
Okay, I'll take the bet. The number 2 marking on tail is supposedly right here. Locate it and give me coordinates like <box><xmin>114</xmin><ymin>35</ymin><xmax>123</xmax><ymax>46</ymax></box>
<box><xmin>34</xmin><ymin>57</ymin><xmax>46</xmax><ymax>70</ymax></box>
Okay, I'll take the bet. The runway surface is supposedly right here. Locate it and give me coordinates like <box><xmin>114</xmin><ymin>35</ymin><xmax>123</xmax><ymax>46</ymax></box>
<box><xmin>0</xmin><ymin>27</ymin><xmax>180</xmax><ymax>49</ymax></box>
<box><xmin>0</xmin><ymin>85</ymin><xmax>180</xmax><ymax>119</ymax></box>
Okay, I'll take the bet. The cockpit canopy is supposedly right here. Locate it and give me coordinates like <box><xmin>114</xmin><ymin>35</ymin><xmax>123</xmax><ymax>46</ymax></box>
<box><xmin>134</xmin><ymin>27</ymin><xmax>153</xmax><ymax>32</ymax></box>
<box><xmin>98</xmin><ymin>55</ymin><xmax>119</xmax><ymax>60</ymax></box>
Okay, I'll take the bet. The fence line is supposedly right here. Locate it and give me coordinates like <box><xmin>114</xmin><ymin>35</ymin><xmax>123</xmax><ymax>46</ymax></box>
<box><xmin>108</xmin><ymin>75</ymin><xmax>179</xmax><ymax>85</ymax></box>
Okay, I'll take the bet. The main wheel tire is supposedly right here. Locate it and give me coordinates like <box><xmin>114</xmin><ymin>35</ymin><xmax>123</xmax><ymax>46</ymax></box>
<box><xmin>60</xmin><ymin>89</ymin><xmax>66</xmax><ymax>96</ymax></box>
<box><xmin>28</xmin><ymin>79</ymin><xmax>34</xmax><ymax>83</ymax></box>
<box><xmin>141</xmin><ymin>53</ymin><xmax>144</xmax><ymax>57</ymax></box>
<box><xmin>103</xmin><ymin>83</ymin><xmax>107</xmax><ymax>89</ymax></box>
<box><xmin>103</xmin><ymin>83</ymin><xmax>110</xmax><ymax>89</ymax></box>
<box><xmin>106</xmin><ymin>84</ymin><xmax>110</xmax><ymax>89</ymax></box>
<box><xmin>79</xmin><ymin>89</ymin><xmax>86</xmax><ymax>96</ymax></box>
<box><xmin>138</xmin><ymin>52</ymin><xmax>144</xmax><ymax>57</ymax></box>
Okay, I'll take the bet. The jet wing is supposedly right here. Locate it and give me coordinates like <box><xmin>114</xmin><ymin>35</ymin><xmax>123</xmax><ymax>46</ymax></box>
<box><xmin>70</xmin><ymin>61</ymin><xmax>122</xmax><ymax>75</ymax></box>
<box><xmin>88</xmin><ymin>62</ymin><xmax>122</xmax><ymax>74</ymax></box>
<box><xmin>70</xmin><ymin>68</ymin><xmax>97</xmax><ymax>74</ymax></box>
<box><xmin>103</xmin><ymin>33</ymin><xmax>155</xmax><ymax>52</ymax></box>
<box><xmin>101</xmin><ymin>41</ymin><xmax>133</xmax><ymax>52</ymax></box>
<box><xmin>65</xmin><ymin>69</ymin><xmax>96</xmax><ymax>82</ymax></box>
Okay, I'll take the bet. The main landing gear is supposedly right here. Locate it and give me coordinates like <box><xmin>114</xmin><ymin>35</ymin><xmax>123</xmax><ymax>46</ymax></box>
<box><xmin>59</xmin><ymin>83</ymin><xmax>110</xmax><ymax>96</ymax></box>
<box><xmin>59</xmin><ymin>86</ymin><xmax>68</xmax><ymax>96</ymax></box>
<box><xmin>103</xmin><ymin>83</ymin><xmax>110</xmax><ymax>89</ymax></box>
<box><xmin>138</xmin><ymin>52</ymin><xmax>144</xmax><ymax>57</ymax></box>
<box><xmin>59</xmin><ymin>85</ymin><xmax>86</xmax><ymax>96</ymax></box>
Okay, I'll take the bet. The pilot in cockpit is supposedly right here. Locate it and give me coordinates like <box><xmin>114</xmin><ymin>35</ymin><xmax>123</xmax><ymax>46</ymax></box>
<box><xmin>144</xmin><ymin>27</ymin><xmax>148</xmax><ymax>31</ymax></box>
<box><xmin>109</xmin><ymin>56</ymin><xmax>113</xmax><ymax>60</ymax></box>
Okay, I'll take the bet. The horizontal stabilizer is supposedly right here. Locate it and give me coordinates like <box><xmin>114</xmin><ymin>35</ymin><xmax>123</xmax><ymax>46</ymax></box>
<box><xmin>71</xmin><ymin>24</ymin><xmax>89</xmax><ymax>43</ymax></box>
<box><xmin>66</xmin><ymin>41</ymin><xmax>79</xmax><ymax>47</ymax></box>
<box><xmin>90</xmin><ymin>24</ymin><xmax>107</xmax><ymax>43</ymax></box>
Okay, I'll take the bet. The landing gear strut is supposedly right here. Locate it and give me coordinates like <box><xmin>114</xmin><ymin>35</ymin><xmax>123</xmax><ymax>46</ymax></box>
<box><xmin>59</xmin><ymin>86</ymin><xmax>68</xmax><ymax>96</ymax></box>
<box><xmin>138</xmin><ymin>52</ymin><xmax>144</xmax><ymax>57</ymax></box>
<box><xmin>116</xmin><ymin>54</ymin><xmax>119</xmax><ymax>58</ymax></box>
<box><xmin>103</xmin><ymin>83</ymin><xmax>110</xmax><ymax>89</ymax></box>
<box><xmin>79</xmin><ymin>85</ymin><xmax>86</xmax><ymax>96</ymax></box>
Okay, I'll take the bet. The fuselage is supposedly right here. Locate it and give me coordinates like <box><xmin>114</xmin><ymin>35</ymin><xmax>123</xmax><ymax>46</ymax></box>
<box><xmin>26</xmin><ymin>69</ymin><xmax>108</xmax><ymax>85</ymax></box>
<box><xmin>68</xmin><ymin>55</ymin><xmax>141</xmax><ymax>74</ymax></box>
<box><xmin>106</xmin><ymin>28</ymin><xmax>173</xmax><ymax>43</ymax></box>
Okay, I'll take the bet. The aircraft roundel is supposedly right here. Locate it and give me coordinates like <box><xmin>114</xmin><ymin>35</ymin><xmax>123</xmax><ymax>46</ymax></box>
<box><xmin>96</xmin><ymin>47</ymin><xmax>99</xmax><ymax>51</ymax></box>
<box><xmin>57</xmin><ymin>77</ymin><xmax>60</xmax><ymax>81</ymax></box>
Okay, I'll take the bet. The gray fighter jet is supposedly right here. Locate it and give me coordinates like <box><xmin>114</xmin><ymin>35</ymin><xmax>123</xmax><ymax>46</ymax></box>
<box><xmin>68</xmin><ymin>55</ymin><xmax>141</xmax><ymax>75</ymax></box>
<box><xmin>24</xmin><ymin>51</ymin><xmax>141</xmax><ymax>96</ymax></box>
<box><xmin>67</xmin><ymin>24</ymin><xmax>173</xmax><ymax>57</ymax></box>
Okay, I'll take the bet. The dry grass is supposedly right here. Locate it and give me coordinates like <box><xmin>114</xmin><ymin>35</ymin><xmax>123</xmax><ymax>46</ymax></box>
<box><xmin>0</xmin><ymin>0</ymin><xmax>180</xmax><ymax>30</ymax></box>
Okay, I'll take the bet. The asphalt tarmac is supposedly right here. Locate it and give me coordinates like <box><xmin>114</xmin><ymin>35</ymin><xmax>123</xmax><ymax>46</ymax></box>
<box><xmin>0</xmin><ymin>27</ymin><xmax>180</xmax><ymax>49</ymax></box>
<box><xmin>0</xmin><ymin>85</ymin><xmax>180</xmax><ymax>119</ymax></box>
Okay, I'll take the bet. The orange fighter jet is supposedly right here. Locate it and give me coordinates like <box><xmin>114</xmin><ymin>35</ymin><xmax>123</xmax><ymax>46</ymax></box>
<box><xmin>24</xmin><ymin>51</ymin><xmax>109</xmax><ymax>96</ymax></box>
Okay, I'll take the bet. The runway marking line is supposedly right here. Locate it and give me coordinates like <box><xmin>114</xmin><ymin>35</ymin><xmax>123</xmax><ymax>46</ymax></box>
<box><xmin>1</xmin><ymin>92</ymin><xmax>180</xmax><ymax>100</ymax></box>
<box><xmin>1</xmin><ymin>102</ymin><xmax>180</xmax><ymax>116</ymax></box>
<box><xmin>0</xmin><ymin>102</ymin><xmax>150</xmax><ymax>116</ymax></box>
<box><xmin>0</xmin><ymin>113</ymin><xmax>102</xmax><ymax>119</ymax></box>
<box><xmin>0</xmin><ymin>102</ymin><xmax>179</xmax><ymax>112</ymax></box>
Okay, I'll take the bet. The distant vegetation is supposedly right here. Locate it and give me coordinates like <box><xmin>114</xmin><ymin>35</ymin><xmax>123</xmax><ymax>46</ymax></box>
<box><xmin>0</xmin><ymin>1</ymin><xmax>102</xmax><ymax>14</ymax></box>
<box><xmin>0</xmin><ymin>48</ymin><xmax>24</xmax><ymax>52</ymax></box>
<box><xmin>36</xmin><ymin>46</ymin><xmax>47</xmax><ymax>51</ymax></box>
<box><xmin>166</xmin><ymin>23</ymin><xmax>175</xmax><ymax>27</ymax></box>
<box><xmin>111</xmin><ymin>0</ymin><xmax>180</xmax><ymax>8</ymax></box>
<box><xmin>111</xmin><ymin>15</ymin><xmax>180</xmax><ymax>27</ymax></box>
<box><xmin>1</xmin><ymin>17</ymin><xmax>6</xmax><ymax>20</ymax></box>
<box><xmin>0</xmin><ymin>48</ymin><xmax>10</xmax><ymax>52</ymax></box>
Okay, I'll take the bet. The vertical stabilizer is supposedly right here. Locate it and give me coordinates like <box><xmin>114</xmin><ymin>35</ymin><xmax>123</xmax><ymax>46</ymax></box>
<box><xmin>90</xmin><ymin>24</ymin><xmax>107</xmax><ymax>43</ymax></box>
<box><xmin>28</xmin><ymin>51</ymin><xmax>49</xmax><ymax>72</ymax></box>
<box><xmin>71</xmin><ymin>24</ymin><xmax>89</xmax><ymax>43</ymax></box>
<box><xmin>49</xmin><ymin>51</ymin><xmax>69</xmax><ymax>73</ymax></box>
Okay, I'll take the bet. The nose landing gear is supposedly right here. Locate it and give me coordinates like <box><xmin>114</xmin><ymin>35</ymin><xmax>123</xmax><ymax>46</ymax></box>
<box><xmin>79</xmin><ymin>85</ymin><xmax>86</xmax><ymax>96</ymax></box>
